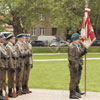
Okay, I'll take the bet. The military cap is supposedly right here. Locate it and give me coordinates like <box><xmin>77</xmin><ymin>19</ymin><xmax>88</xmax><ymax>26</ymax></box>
<box><xmin>0</xmin><ymin>33</ymin><xmax>5</xmax><ymax>39</ymax></box>
<box><xmin>17</xmin><ymin>34</ymin><xmax>26</xmax><ymax>38</ymax></box>
<box><xmin>6</xmin><ymin>34</ymin><xmax>15</xmax><ymax>41</ymax></box>
<box><xmin>25</xmin><ymin>34</ymin><xmax>30</xmax><ymax>38</ymax></box>
<box><xmin>71</xmin><ymin>33</ymin><xmax>80</xmax><ymax>40</ymax></box>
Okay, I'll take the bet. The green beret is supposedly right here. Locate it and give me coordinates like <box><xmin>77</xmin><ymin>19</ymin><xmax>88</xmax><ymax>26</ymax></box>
<box><xmin>71</xmin><ymin>33</ymin><xmax>80</xmax><ymax>40</ymax></box>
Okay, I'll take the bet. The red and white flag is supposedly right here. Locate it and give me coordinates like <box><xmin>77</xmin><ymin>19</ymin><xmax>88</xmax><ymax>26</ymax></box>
<box><xmin>81</xmin><ymin>8</ymin><xmax>96</xmax><ymax>49</ymax></box>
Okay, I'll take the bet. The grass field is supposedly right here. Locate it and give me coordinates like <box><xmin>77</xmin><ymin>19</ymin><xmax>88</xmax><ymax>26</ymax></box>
<box><xmin>29</xmin><ymin>53</ymin><xmax>100</xmax><ymax>92</ymax></box>
<box><xmin>33</xmin><ymin>53</ymin><xmax>100</xmax><ymax>59</ymax></box>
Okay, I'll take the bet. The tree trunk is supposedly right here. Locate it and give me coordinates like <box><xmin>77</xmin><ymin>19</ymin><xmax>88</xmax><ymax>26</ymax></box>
<box><xmin>12</xmin><ymin>17</ymin><xmax>24</xmax><ymax>35</ymax></box>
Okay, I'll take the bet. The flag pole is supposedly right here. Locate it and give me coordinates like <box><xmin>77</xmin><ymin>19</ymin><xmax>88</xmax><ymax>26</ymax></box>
<box><xmin>84</xmin><ymin>54</ymin><xmax>87</xmax><ymax>96</ymax></box>
<box><xmin>84</xmin><ymin>0</ymin><xmax>89</xmax><ymax>96</ymax></box>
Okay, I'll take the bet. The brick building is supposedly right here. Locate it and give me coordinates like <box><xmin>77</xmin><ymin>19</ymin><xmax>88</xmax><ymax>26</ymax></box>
<box><xmin>30</xmin><ymin>25</ymin><xmax>67</xmax><ymax>41</ymax></box>
<box><xmin>30</xmin><ymin>24</ymin><xmax>58</xmax><ymax>40</ymax></box>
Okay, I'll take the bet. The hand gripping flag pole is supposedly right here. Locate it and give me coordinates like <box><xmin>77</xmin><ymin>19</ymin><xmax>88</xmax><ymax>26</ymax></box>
<box><xmin>81</xmin><ymin>0</ymin><xmax>96</xmax><ymax>96</ymax></box>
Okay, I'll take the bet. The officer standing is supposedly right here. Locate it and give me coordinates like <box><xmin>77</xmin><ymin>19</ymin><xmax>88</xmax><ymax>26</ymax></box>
<box><xmin>21</xmin><ymin>34</ymin><xmax>29</xmax><ymax>94</ymax></box>
<box><xmin>24</xmin><ymin>34</ymin><xmax>33</xmax><ymax>93</ymax></box>
<box><xmin>68</xmin><ymin>33</ymin><xmax>87</xmax><ymax>99</ymax></box>
<box><xmin>15</xmin><ymin>34</ymin><xmax>26</xmax><ymax>95</ymax></box>
<box><xmin>6</xmin><ymin>34</ymin><xmax>17</xmax><ymax>97</ymax></box>
<box><xmin>0</xmin><ymin>34</ymin><xmax>8</xmax><ymax>100</ymax></box>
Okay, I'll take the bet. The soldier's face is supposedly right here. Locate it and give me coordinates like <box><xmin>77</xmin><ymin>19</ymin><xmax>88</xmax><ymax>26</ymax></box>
<box><xmin>19</xmin><ymin>38</ymin><xmax>25</xmax><ymax>42</ymax></box>
<box><xmin>73</xmin><ymin>39</ymin><xmax>80</xmax><ymax>44</ymax></box>
<box><xmin>10</xmin><ymin>38</ymin><xmax>15</xmax><ymax>44</ymax></box>
<box><xmin>26</xmin><ymin>38</ymin><xmax>29</xmax><ymax>42</ymax></box>
<box><xmin>0</xmin><ymin>38</ymin><xmax>5</xmax><ymax>43</ymax></box>
<box><xmin>28</xmin><ymin>38</ymin><xmax>30</xmax><ymax>42</ymax></box>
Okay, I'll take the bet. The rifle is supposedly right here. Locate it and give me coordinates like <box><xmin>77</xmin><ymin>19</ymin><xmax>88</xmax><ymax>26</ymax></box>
<box><xmin>4</xmin><ymin>71</ymin><xmax>9</xmax><ymax>100</ymax></box>
<box><xmin>12</xmin><ymin>72</ymin><xmax>16</xmax><ymax>98</ymax></box>
<box><xmin>18</xmin><ymin>71</ymin><xmax>21</xmax><ymax>95</ymax></box>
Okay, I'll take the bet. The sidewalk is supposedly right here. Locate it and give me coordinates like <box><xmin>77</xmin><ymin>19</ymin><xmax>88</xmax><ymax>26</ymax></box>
<box><xmin>10</xmin><ymin>89</ymin><xmax>100</xmax><ymax>100</ymax></box>
<box><xmin>33</xmin><ymin>58</ymin><xmax>100</xmax><ymax>62</ymax></box>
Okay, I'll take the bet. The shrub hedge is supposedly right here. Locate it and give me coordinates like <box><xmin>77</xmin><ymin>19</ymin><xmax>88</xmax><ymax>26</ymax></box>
<box><xmin>32</xmin><ymin>46</ymin><xmax>100</xmax><ymax>53</ymax></box>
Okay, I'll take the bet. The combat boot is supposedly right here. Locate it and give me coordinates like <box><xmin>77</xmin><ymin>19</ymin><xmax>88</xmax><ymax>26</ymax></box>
<box><xmin>70</xmin><ymin>90</ymin><xmax>79</xmax><ymax>99</ymax></box>
<box><xmin>1</xmin><ymin>90</ymin><xmax>5</xmax><ymax>99</ymax></box>
<box><xmin>16</xmin><ymin>87</ymin><xmax>19</xmax><ymax>97</ymax></box>
<box><xmin>21</xmin><ymin>85</ymin><xmax>26</xmax><ymax>94</ymax></box>
<box><xmin>76</xmin><ymin>86</ymin><xmax>85</xmax><ymax>95</ymax></box>
<box><xmin>8</xmin><ymin>88</ymin><xmax>13</xmax><ymax>97</ymax></box>
<box><xmin>0</xmin><ymin>90</ymin><xmax>5</xmax><ymax>100</ymax></box>
<box><xmin>75</xmin><ymin>91</ymin><xmax>81</xmax><ymax>98</ymax></box>
<box><xmin>25</xmin><ymin>85</ymin><xmax>32</xmax><ymax>94</ymax></box>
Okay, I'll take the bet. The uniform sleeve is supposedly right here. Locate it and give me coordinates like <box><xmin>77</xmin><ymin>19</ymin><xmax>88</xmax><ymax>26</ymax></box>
<box><xmin>6</xmin><ymin>45</ymin><xmax>14</xmax><ymax>68</ymax></box>
<box><xmin>0</xmin><ymin>49</ymin><xmax>3</xmax><ymax>68</ymax></box>
<box><xmin>0</xmin><ymin>47</ymin><xmax>7</xmax><ymax>57</ymax></box>
<box><xmin>79</xmin><ymin>47</ymin><xmax>86</xmax><ymax>57</ymax></box>
<box><xmin>17</xmin><ymin>43</ymin><xmax>25</xmax><ymax>56</ymax></box>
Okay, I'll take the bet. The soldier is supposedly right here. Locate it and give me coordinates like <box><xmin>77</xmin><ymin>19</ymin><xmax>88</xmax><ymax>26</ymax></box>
<box><xmin>15</xmin><ymin>34</ymin><xmax>26</xmax><ymax>95</ymax></box>
<box><xmin>0</xmin><ymin>34</ymin><xmax>8</xmax><ymax>100</ymax></box>
<box><xmin>24</xmin><ymin>34</ymin><xmax>33</xmax><ymax>93</ymax></box>
<box><xmin>6</xmin><ymin>34</ymin><xmax>17</xmax><ymax>97</ymax></box>
<box><xmin>68</xmin><ymin>33</ymin><xmax>87</xmax><ymax>99</ymax></box>
<box><xmin>21</xmin><ymin>34</ymin><xmax>30</xmax><ymax>94</ymax></box>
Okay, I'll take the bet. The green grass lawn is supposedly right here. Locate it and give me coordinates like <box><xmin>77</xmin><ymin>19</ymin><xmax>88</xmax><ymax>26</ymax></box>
<box><xmin>29</xmin><ymin>54</ymin><xmax>100</xmax><ymax>92</ymax></box>
<box><xmin>33</xmin><ymin>53</ymin><xmax>100</xmax><ymax>59</ymax></box>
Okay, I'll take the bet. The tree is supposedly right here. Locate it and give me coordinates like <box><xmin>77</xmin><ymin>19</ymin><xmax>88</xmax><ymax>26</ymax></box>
<box><xmin>49</xmin><ymin>0</ymin><xmax>85</xmax><ymax>34</ymax></box>
<box><xmin>0</xmin><ymin>0</ymin><xmax>39</xmax><ymax>34</ymax></box>
<box><xmin>0</xmin><ymin>0</ymin><xmax>100</xmax><ymax>37</ymax></box>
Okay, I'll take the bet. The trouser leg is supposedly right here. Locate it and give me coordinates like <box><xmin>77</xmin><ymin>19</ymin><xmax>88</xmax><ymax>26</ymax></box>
<box><xmin>22</xmin><ymin>66</ymin><xmax>26</xmax><ymax>86</ymax></box>
<box><xmin>69</xmin><ymin>67</ymin><xmax>78</xmax><ymax>91</ymax></box>
<box><xmin>16</xmin><ymin>69</ymin><xmax>20</xmax><ymax>88</ymax></box>
<box><xmin>69</xmin><ymin>66</ymin><xmax>80</xmax><ymax>99</ymax></box>
<box><xmin>77</xmin><ymin>65</ymin><xmax>82</xmax><ymax>86</ymax></box>
<box><xmin>0</xmin><ymin>69</ymin><xmax>4</xmax><ymax>90</ymax></box>
<box><xmin>8</xmin><ymin>69</ymin><xmax>13</xmax><ymax>89</ymax></box>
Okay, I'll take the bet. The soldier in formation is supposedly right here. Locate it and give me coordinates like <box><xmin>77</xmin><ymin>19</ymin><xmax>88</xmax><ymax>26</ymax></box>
<box><xmin>68</xmin><ymin>33</ymin><xmax>87</xmax><ymax>99</ymax></box>
<box><xmin>0</xmin><ymin>33</ymin><xmax>33</xmax><ymax>100</ymax></box>
<box><xmin>0</xmin><ymin>34</ymin><xmax>8</xmax><ymax>100</ymax></box>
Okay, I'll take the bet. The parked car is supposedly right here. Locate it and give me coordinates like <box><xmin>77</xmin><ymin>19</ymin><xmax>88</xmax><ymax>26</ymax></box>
<box><xmin>38</xmin><ymin>36</ymin><xmax>57</xmax><ymax>45</ymax></box>
<box><xmin>30</xmin><ymin>40</ymin><xmax>45</xmax><ymax>46</ymax></box>
<box><xmin>49</xmin><ymin>40</ymin><xmax>69</xmax><ymax>47</ymax></box>
<box><xmin>92</xmin><ymin>40</ymin><xmax>100</xmax><ymax>46</ymax></box>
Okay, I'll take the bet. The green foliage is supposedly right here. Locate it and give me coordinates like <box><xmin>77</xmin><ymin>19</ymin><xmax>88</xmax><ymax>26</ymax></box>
<box><xmin>0</xmin><ymin>0</ymin><xmax>100</xmax><ymax>35</ymax></box>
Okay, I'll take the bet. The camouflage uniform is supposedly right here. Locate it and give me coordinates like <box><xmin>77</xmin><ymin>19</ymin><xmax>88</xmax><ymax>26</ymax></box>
<box><xmin>68</xmin><ymin>43</ymin><xmax>86</xmax><ymax>92</ymax></box>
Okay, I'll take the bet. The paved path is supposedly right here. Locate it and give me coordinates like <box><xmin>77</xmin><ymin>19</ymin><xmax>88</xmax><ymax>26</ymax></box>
<box><xmin>33</xmin><ymin>58</ymin><xmax>100</xmax><ymax>62</ymax></box>
<box><xmin>10</xmin><ymin>89</ymin><xmax>100</xmax><ymax>100</ymax></box>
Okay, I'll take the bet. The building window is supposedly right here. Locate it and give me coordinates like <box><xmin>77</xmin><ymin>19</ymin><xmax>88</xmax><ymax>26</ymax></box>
<box><xmin>32</xmin><ymin>28</ymin><xmax>36</xmax><ymax>36</ymax></box>
<box><xmin>40</xmin><ymin>28</ymin><xmax>45</xmax><ymax>35</ymax></box>
<box><xmin>52</xmin><ymin>28</ymin><xmax>57</xmax><ymax>36</ymax></box>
